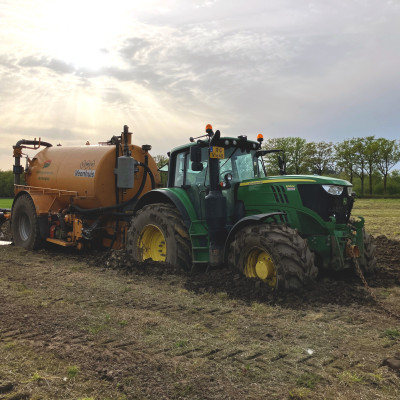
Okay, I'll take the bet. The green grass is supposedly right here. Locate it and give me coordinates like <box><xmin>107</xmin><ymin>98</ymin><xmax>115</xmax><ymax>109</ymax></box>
<box><xmin>352</xmin><ymin>198</ymin><xmax>400</xmax><ymax>240</ymax></box>
<box><xmin>0</xmin><ymin>198</ymin><xmax>12</xmax><ymax>208</ymax></box>
<box><xmin>67</xmin><ymin>365</ymin><xmax>80</xmax><ymax>378</ymax></box>
<box><xmin>383</xmin><ymin>328</ymin><xmax>400</xmax><ymax>339</ymax></box>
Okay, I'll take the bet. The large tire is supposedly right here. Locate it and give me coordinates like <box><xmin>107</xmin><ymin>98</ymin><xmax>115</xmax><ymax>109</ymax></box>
<box><xmin>126</xmin><ymin>203</ymin><xmax>192</xmax><ymax>271</ymax></box>
<box><xmin>11</xmin><ymin>194</ymin><xmax>44</xmax><ymax>250</ymax></box>
<box><xmin>228</xmin><ymin>224</ymin><xmax>318</xmax><ymax>291</ymax></box>
<box><xmin>359</xmin><ymin>229</ymin><xmax>377</xmax><ymax>275</ymax></box>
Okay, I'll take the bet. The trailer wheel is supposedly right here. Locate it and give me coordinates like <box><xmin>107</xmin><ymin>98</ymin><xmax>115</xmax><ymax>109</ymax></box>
<box><xmin>359</xmin><ymin>229</ymin><xmax>377</xmax><ymax>275</ymax></box>
<box><xmin>228</xmin><ymin>224</ymin><xmax>318</xmax><ymax>291</ymax></box>
<box><xmin>126</xmin><ymin>203</ymin><xmax>192</xmax><ymax>271</ymax></box>
<box><xmin>11</xmin><ymin>194</ymin><xmax>43</xmax><ymax>250</ymax></box>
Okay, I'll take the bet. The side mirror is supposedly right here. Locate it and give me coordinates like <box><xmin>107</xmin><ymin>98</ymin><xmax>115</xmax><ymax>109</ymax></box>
<box><xmin>190</xmin><ymin>145</ymin><xmax>202</xmax><ymax>162</ymax></box>
<box><xmin>191</xmin><ymin>161</ymin><xmax>204</xmax><ymax>172</ymax></box>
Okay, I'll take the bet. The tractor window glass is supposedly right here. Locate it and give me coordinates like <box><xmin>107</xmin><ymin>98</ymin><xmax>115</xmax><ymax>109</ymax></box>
<box><xmin>257</xmin><ymin>157</ymin><xmax>266</xmax><ymax>177</ymax></box>
<box><xmin>220</xmin><ymin>148</ymin><xmax>257</xmax><ymax>181</ymax></box>
<box><xmin>186</xmin><ymin>148</ymin><xmax>209</xmax><ymax>186</ymax></box>
<box><xmin>174</xmin><ymin>152</ymin><xmax>186</xmax><ymax>186</ymax></box>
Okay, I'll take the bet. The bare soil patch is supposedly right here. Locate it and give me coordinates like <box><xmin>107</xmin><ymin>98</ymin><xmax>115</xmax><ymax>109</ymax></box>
<box><xmin>0</xmin><ymin>236</ymin><xmax>399</xmax><ymax>399</ymax></box>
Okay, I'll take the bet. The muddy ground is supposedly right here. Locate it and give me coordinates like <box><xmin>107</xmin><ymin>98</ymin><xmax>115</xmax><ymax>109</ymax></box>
<box><xmin>0</xmin><ymin>232</ymin><xmax>399</xmax><ymax>400</ymax></box>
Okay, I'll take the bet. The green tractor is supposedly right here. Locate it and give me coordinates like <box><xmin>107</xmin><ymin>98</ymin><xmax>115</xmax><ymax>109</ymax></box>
<box><xmin>127</xmin><ymin>125</ymin><xmax>376</xmax><ymax>290</ymax></box>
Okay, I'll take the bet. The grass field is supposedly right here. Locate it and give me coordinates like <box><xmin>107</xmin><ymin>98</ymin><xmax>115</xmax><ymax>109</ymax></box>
<box><xmin>352</xmin><ymin>198</ymin><xmax>400</xmax><ymax>240</ymax></box>
<box><xmin>0</xmin><ymin>198</ymin><xmax>12</xmax><ymax>208</ymax></box>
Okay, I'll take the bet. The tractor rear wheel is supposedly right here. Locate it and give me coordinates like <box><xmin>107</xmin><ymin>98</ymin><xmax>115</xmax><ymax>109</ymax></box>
<box><xmin>359</xmin><ymin>229</ymin><xmax>377</xmax><ymax>275</ymax></box>
<box><xmin>126</xmin><ymin>203</ymin><xmax>192</xmax><ymax>271</ymax></box>
<box><xmin>228</xmin><ymin>223</ymin><xmax>318</xmax><ymax>291</ymax></box>
<box><xmin>11</xmin><ymin>194</ymin><xmax>44</xmax><ymax>250</ymax></box>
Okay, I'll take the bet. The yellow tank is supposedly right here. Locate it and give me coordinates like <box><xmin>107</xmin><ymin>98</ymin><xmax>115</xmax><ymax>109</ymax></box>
<box><xmin>25</xmin><ymin>144</ymin><xmax>160</xmax><ymax>209</ymax></box>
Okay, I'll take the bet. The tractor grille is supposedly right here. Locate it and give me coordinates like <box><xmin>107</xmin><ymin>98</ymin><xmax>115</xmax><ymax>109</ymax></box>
<box><xmin>271</xmin><ymin>185</ymin><xmax>289</xmax><ymax>204</ymax></box>
<box><xmin>298</xmin><ymin>184</ymin><xmax>354</xmax><ymax>224</ymax></box>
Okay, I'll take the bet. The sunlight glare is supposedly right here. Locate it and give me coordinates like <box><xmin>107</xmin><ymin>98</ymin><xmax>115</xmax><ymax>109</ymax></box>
<box><xmin>40</xmin><ymin>0</ymin><xmax>125</xmax><ymax>70</ymax></box>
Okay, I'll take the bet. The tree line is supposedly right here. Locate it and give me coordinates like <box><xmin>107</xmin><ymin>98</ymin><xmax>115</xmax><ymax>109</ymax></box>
<box><xmin>262</xmin><ymin>136</ymin><xmax>400</xmax><ymax>196</ymax></box>
<box><xmin>0</xmin><ymin>171</ymin><xmax>13</xmax><ymax>198</ymax></box>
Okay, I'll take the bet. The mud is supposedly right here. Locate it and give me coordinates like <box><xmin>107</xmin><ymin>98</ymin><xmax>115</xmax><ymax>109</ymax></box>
<box><xmin>0</xmin><ymin>235</ymin><xmax>399</xmax><ymax>399</ymax></box>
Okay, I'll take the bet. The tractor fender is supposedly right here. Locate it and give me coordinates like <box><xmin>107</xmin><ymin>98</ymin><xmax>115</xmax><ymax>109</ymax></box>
<box><xmin>133</xmin><ymin>189</ymin><xmax>192</xmax><ymax>230</ymax></box>
<box><xmin>223</xmin><ymin>212</ymin><xmax>287</xmax><ymax>263</ymax></box>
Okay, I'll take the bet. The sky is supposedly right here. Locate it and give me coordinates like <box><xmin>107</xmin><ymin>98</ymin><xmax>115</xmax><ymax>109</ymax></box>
<box><xmin>0</xmin><ymin>0</ymin><xmax>399</xmax><ymax>170</ymax></box>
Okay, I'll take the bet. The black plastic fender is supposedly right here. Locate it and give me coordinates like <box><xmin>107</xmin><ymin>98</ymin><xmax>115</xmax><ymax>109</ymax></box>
<box><xmin>133</xmin><ymin>189</ymin><xmax>191</xmax><ymax>230</ymax></box>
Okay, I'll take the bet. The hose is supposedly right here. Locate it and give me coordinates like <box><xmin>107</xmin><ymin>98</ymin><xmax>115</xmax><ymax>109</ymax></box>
<box><xmin>15</xmin><ymin>139</ymin><xmax>53</xmax><ymax>148</ymax></box>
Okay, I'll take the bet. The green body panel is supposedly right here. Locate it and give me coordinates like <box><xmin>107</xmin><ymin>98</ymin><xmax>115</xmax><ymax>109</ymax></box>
<box><xmin>158</xmin><ymin>187</ymin><xmax>210</xmax><ymax>263</ymax></box>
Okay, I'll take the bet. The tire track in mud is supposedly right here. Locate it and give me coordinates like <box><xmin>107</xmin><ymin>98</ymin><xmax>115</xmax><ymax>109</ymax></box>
<box><xmin>0</xmin><ymin>277</ymin><xmax>265</xmax><ymax>399</ymax></box>
<box><xmin>1</xmin><ymin>237</ymin><xmax>399</xmax><ymax>399</ymax></box>
<box><xmin>0</xmin><ymin>293</ymin><xmax>183</xmax><ymax>398</ymax></box>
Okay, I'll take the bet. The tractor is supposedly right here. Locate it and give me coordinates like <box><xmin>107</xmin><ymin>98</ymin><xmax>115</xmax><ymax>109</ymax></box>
<box><xmin>126</xmin><ymin>125</ymin><xmax>376</xmax><ymax>290</ymax></box>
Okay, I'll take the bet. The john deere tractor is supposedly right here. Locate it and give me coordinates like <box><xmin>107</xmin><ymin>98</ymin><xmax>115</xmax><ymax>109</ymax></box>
<box><xmin>126</xmin><ymin>125</ymin><xmax>376</xmax><ymax>290</ymax></box>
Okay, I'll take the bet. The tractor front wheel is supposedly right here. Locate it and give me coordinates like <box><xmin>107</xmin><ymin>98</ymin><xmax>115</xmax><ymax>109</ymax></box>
<box><xmin>126</xmin><ymin>203</ymin><xmax>192</xmax><ymax>271</ymax></box>
<box><xmin>11</xmin><ymin>194</ymin><xmax>43</xmax><ymax>250</ymax></box>
<box><xmin>228</xmin><ymin>224</ymin><xmax>318</xmax><ymax>291</ymax></box>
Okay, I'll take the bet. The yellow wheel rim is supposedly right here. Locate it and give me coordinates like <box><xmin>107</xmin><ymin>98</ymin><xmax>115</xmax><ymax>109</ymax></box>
<box><xmin>245</xmin><ymin>248</ymin><xmax>277</xmax><ymax>288</ymax></box>
<box><xmin>138</xmin><ymin>225</ymin><xmax>166</xmax><ymax>262</ymax></box>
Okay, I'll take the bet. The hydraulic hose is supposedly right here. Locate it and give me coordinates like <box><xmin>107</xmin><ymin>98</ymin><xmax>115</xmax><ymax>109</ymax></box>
<box><xmin>68</xmin><ymin>162</ymin><xmax>156</xmax><ymax>215</ymax></box>
<box><xmin>15</xmin><ymin>139</ymin><xmax>53</xmax><ymax>148</ymax></box>
<box><xmin>13</xmin><ymin>139</ymin><xmax>53</xmax><ymax>184</ymax></box>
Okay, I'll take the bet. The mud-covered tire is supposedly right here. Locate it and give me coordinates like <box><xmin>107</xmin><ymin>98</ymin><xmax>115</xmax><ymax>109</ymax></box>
<box><xmin>359</xmin><ymin>229</ymin><xmax>377</xmax><ymax>276</ymax></box>
<box><xmin>126</xmin><ymin>203</ymin><xmax>192</xmax><ymax>271</ymax></box>
<box><xmin>228</xmin><ymin>224</ymin><xmax>318</xmax><ymax>291</ymax></box>
<box><xmin>11</xmin><ymin>194</ymin><xmax>43</xmax><ymax>250</ymax></box>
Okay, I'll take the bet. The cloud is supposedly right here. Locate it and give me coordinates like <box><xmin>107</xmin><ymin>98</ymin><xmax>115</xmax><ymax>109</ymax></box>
<box><xmin>18</xmin><ymin>55</ymin><xmax>76</xmax><ymax>74</ymax></box>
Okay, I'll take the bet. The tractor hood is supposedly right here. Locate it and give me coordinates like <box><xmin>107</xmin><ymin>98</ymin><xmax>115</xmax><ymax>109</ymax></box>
<box><xmin>237</xmin><ymin>175</ymin><xmax>354</xmax><ymax>226</ymax></box>
<box><xmin>238</xmin><ymin>175</ymin><xmax>352</xmax><ymax>188</ymax></box>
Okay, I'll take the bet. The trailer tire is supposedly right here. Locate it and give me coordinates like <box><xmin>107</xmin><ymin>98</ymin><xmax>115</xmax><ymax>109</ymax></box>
<box><xmin>228</xmin><ymin>223</ymin><xmax>318</xmax><ymax>291</ymax></box>
<box><xmin>11</xmin><ymin>194</ymin><xmax>43</xmax><ymax>250</ymax></box>
<box><xmin>359</xmin><ymin>229</ymin><xmax>377</xmax><ymax>276</ymax></box>
<box><xmin>126</xmin><ymin>203</ymin><xmax>192</xmax><ymax>271</ymax></box>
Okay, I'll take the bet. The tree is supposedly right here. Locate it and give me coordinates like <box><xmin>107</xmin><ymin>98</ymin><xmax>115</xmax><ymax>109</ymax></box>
<box><xmin>154</xmin><ymin>154</ymin><xmax>169</xmax><ymax>170</ymax></box>
<box><xmin>352</xmin><ymin>138</ymin><xmax>370</xmax><ymax>196</ymax></box>
<box><xmin>263</xmin><ymin>137</ymin><xmax>309</xmax><ymax>175</ymax></box>
<box><xmin>0</xmin><ymin>170</ymin><xmax>14</xmax><ymax>198</ymax></box>
<box><xmin>335</xmin><ymin>139</ymin><xmax>358</xmax><ymax>183</ymax></box>
<box><xmin>364</xmin><ymin>136</ymin><xmax>379</xmax><ymax>195</ymax></box>
<box><xmin>154</xmin><ymin>154</ymin><xmax>169</xmax><ymax>187</ymax></box>
<box><xmin>307</xmin><ymin>141</ymin><xmax>335</xmax><ymax>175</ymax></box>
<box><xmin>375</xmin><ymin>138</ymin><xmax>400</xmax><ymax>195</ymax></box>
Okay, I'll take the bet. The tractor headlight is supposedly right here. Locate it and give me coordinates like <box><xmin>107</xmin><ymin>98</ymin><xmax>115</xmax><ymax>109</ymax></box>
<box><xmin>347</xmin><ymin>186</ymin><xmax>353</xmax><ymax>196</ymax></box>
<box><xmin>322</xmin><ymin>185</ymin><xmax>344</xmax><ymax>196</ymax></box>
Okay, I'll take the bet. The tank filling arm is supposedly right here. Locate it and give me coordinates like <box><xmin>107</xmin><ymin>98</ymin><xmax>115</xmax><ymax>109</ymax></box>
<box><xmin>13</xmin><ymin>139</ymin><xmax>53</xmax><ymax>185</ymax></box>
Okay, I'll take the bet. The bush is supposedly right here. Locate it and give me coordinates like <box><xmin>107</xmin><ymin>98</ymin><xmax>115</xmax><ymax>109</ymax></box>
<box><xmin>0</xmin><ymin>171</ymin><xmax>13</xmax><ymax>197</ymax></box>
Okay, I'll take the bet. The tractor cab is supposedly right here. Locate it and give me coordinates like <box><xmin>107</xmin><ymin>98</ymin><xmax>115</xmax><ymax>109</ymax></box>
<box><xmin>168</xmin><ymin>138</ymin><xmax>267</xmax><ymax>189</ymax></box>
